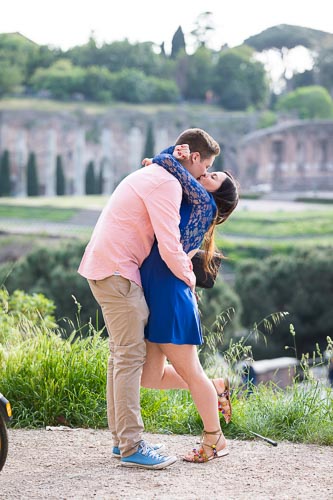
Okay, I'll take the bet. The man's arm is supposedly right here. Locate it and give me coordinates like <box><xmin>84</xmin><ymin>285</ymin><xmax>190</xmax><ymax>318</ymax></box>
<box><xmin>144</xmin><ymin>179</ymin><xmax>196</xmax><ymax>289</ymax></box>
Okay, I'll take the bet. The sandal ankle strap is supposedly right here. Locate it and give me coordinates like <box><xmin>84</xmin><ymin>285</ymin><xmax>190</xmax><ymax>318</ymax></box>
<box><xmin>212</xmin><ymin>380</ymin><xmax>229</xmax><ymax>398</ymax></box>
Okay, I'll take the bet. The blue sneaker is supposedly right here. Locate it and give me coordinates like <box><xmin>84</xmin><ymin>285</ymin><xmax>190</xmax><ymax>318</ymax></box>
<box><xmin>120</xmin><ymin>441</ymin><xmax>177</xmax><ymax>469</ymax></box>
<box><xmin>112</xmin><ymin>440</ymin><xmax>165</xmax><ymax>458</ymax></box>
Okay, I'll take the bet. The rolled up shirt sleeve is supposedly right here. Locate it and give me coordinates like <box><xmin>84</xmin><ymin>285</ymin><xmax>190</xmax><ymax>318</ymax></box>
<box><xmin>144</xmin><ymin>178</ymin><xmax>196</xmax><ymax>289</ymax></box>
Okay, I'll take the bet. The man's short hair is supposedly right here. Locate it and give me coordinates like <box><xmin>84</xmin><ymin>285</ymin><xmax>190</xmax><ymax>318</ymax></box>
<box><xmin>175</xmin><ymin>128</ymin><xmax>220</xmax><ymax>159</ymax></box>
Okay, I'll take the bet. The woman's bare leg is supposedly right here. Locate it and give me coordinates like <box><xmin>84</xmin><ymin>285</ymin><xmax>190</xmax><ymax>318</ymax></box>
<box><xmin>157</xmin><ymin>343</ymin><xmax>227</xmax><ymax>456</ymax></box>
<box><xmin>141</xmin><ymin>342</ymin><xmax>230</xmax><ymax>420</ymax></box>
<box><xmin>141</xmin><ymin>340</ymin><xmax>188</xmax><ymax>390</ymax></box>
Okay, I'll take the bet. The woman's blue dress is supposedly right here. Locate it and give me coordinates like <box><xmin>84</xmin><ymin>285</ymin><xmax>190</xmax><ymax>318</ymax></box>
<box><xmin>140</xmin><ymin>152</ymin><xmax>217</xmax><ymax>345</ymax></box>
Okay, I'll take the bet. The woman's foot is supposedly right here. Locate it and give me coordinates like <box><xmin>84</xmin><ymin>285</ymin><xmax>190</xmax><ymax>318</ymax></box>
<box><xmin>183</xmin><ymin>430</ymin><xmax>228</xmax><ymax>463</ymax></box>
<box><xmin>212</xmin><ymin>378</ymin><xmax>232</xmax><ymax>424</ymax></box>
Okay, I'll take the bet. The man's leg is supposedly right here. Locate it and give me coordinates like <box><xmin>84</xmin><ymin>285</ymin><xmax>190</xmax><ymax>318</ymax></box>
<box><xmin>106</xmin><ymin>336</ymin><xmax>117</xmax><ymax>446</ymax></box>
<box><xmin>88</xmin><ymin>276</ymin><xmax>148</xmax><ymax>457</ymax></box>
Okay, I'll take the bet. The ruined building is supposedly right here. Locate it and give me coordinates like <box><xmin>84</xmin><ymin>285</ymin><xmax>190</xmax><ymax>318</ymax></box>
<box><xmin>0</xmin><ymin>108</ymin><xmax>332</xmax><ymax>196</ymax></box>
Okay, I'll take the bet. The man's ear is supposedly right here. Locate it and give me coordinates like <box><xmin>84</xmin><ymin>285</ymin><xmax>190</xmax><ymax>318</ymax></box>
<box><xmin>191</xmin><ymin>152</ymin><xmax>201</xmax><ymax>162</ymax></box>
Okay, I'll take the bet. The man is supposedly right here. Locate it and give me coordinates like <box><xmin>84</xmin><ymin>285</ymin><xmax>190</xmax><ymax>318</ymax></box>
<box><xmin>78</xmin><ymin>128</ymin><xmax>220</xmax><ymax>469</ymax></box>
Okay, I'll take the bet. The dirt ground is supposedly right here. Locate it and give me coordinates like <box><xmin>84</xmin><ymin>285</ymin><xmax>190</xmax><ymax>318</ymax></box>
<box><xmin>0</xmin><ymin>429</ymin><xmax>332</xmax><ymax>499</ymax></box>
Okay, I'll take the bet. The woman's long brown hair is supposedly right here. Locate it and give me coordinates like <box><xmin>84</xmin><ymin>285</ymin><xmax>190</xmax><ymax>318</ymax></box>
<box><xmin>202</xmin><ymin>171</ymin><xmax>239</xmax><ymax>273</ymax></box>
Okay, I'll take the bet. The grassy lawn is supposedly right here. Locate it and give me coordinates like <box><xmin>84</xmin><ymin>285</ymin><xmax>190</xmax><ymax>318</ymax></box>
<box><xmin>0</xmin><ymin>198</ymin><xmax>332</xmax><ymax>258</ymax></box>
<box><xmin>0</xmin><ymin>196</ymin><xmax>107</xmax><ymax>210</ymax></box>
<box><xmin>220</xmin><ymin>208</ymin><xmax>333</xmax><ymax>238</ymax></box>
<box><xmin>214</xmin><ymin>204</ymin><xmax>333</xmax><ymax>265</ymax></box>
<box><xmin>0</xmin><ymin>204</ymin><xmax>78</xmax><ymax>221</ymax></box>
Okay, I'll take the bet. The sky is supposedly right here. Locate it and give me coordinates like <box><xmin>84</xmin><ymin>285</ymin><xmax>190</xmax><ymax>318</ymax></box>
<box><xmin>1</xmin><ymin>0</ymin><xmax>332</xmax><ymax>53</ymax></box>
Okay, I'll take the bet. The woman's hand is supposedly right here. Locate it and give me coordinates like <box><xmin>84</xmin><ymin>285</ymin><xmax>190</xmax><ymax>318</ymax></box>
<box><xmin>173</xmin><ymin>144</ymin><xmax>190</xmax><ymax>161</ymax></box>
<box><xmin>141</xmin><ymin>157</ymin><xmax>153</xmax><ymax>167</ymax></box>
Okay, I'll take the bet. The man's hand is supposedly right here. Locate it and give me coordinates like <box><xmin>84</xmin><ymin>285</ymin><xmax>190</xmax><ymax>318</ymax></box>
<box><xmin>142</xmin><ymin>157</ymin><xmax>153</xmax><ymax>167</ymax></box>
<box><xmin>173</xmin><ymin>144</ymin><xmax>190</xmax><ymax>161</ymax></box>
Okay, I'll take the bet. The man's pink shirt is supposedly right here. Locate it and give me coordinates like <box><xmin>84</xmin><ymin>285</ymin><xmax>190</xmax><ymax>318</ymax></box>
<box><xmin>78</xmin><ymin>165</ymin><xmax>196</xmax><ymax>289</ymax></box>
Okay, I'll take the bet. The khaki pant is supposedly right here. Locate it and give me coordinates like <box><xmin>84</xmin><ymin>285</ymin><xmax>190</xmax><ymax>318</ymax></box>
<box><xmin>88</xmin><ymin>275</ymin><xmax>149</xmax><ymax>457</ymax></box>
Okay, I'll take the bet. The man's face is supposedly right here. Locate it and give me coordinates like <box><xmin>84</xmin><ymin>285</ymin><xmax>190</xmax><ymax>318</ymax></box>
<box><xmin>185</xmin><ymin>153</ymin><xmax>215</xmax><ymax>180</ymax></box>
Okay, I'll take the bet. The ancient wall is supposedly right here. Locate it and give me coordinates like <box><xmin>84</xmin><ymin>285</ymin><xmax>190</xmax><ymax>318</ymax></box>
<box><xmin>1</xmin><ymin>108</ymin><xmax>333</xmax><ymax>196</ymax></box>
<box><xmin>238</xmin><ymin>120</ymin><xmax>333</xmax><ymax>191</ymax></box>
<box><xmin>0</xmin><ymin>107</ymin><xmax>256</xmax><ymax>196</ymax></box>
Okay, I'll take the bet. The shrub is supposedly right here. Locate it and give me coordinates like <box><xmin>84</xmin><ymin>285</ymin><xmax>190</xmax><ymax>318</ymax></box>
<box><xmin>235</xmin><ymin>247</ymin><xmax>333</xmax><ymax>357</ymax></box>
<box><xmin>0</xmin><ymin>288</ymin><xmax>56</xmax><ymax>345</ymax></box>
<box><xmin>276</xmin><ymin>85</ymin><xmax>333</xmax><ymax>119</ymax></box>
<box><xmin>2</xmin><ymin>242</ymin><xmax>98</xmax><ymax>332</ymax></box>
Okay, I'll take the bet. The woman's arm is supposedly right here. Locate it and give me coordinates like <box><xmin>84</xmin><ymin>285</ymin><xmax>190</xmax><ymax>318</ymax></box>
<box><xmin>152</xmin><ymin>148</ymin><xmax>211</xmax><ymax>206</ymax></box>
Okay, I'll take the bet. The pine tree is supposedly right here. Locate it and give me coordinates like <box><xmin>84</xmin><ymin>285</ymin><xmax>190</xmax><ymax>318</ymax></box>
<box><xmin>142</xmin><ymin>122</ymin><xmax>155</xmax><ymax>160</ymax></box>
<box><xmin>0</xmin><ymin>150</ymin><xmax>11</xmax><ymax>196</ymax></box>
<box><xmin>97</xmin><ymin>164</ymin><xmax>104</xmax><ymax>194</ymax></box>
<box><xmin>160</xmin><ymin>42</ymin><xmax>166</xmax><ymax>57</ymax></box>
<box><xmin>85</xmin><ymin>161</ymin><xmax>96</xmax><ymax>194</ymax></box>
<box><xmin>27</xmin><ymin>152</ymin><xmax>39</xmax><ymax>196</ymax></box>
<box><xmin>171</xmin><ymin>26</ymin><xmax>186</xmax><ymax>59</ymax></box>
<box><xmin>55</xmin><ymin>155</ymin><xmax>66</xmax><ymax>195</ymax></box>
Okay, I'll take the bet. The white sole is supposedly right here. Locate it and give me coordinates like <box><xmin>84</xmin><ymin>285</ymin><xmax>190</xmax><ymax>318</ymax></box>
<box><xmin>113</xmin><ymin>443</ymin><xmax>165</xmax><ymax>459</ymax></box>
<box><xmin>120</xmin><ymin>456</ymin><xmax>177</xmax><ymax>470</ymax></box>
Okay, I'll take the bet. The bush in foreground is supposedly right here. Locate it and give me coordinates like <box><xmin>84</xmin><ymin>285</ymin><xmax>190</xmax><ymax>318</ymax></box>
<box><xmin>0</xmin><ymin>289</ymin><xmax>332</xmax><ymax>445</ymax></box>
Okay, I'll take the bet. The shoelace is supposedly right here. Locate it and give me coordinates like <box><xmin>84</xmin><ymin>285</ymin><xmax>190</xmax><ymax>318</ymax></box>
<box><xmin>139</xmin><ymin>442</ymin><xmax>163</xmax><ymax>459</ymax></box>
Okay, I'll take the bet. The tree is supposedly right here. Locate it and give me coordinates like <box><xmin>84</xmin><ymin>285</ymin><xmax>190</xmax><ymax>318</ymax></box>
<box><xmin>315</xmin><ymin>46</ymin><xmax>333</xmax><ymax>95</ymax></box>
<box><xmin>2</xmin><ymin>242</ymin><xmax>95</xmax><ymax>334</ymax></box>
<box><xmin>275</xmin><ymin>85</ymin><xmax>333</xmax><ymax>119</ymax></box>
<box><xmin>146</xmin><ymin>76</ymin><xmax>180</xmax><ymax>103</ymax></box>
<box><xmin>160</xmin><ymin>42</ymin><xmax>166</xmax><ymax>57</ymax></box>
<box><xmin>30</xmin><ymin>59</ymin><xmax>85</xmax><ymax>100</ymax></box>
<box><xmin>85</xmin><ymin>161</ymin><xmax>96</xmax><ymax>194</ymax></box>
<box><xmin>64</xmin><ymin>34</ymin><xmax>100</xmax><ymax>68</ymax></box>
<box><xmin>0</xmin><ymin>32</ymin><xmax>39</xmax><ymax>83</ymax></box>
<box><xmin>0</xmin><ymin>150</ymin><xmax>11</xmax><ymax>196</ymax></box>
<box><xmin>190</xmin><ymin>11</ymin><xmax>215</xmax><ymax>49</ymax></box>
<box><xmin>235</xmin><ymin>248</ymin><xmax>333</xmax><ymax>358</ymax></box>
<box><xmin>245</xmin><ymin>24</ymin><xmax>333</xmax><ymax>55</ymax></box>
<box><xmin>81</xmin><ymin>66</ymin><xmax>113</xmax><ymax>102</ymax></box>
<box><xmin>213</xmin><ymin>46</ymin><xmax>268</xmax><ymax>110</ymax></box>
<box><xmin>0</xmin><ymin>61</ymin><xmax>23</xmax><ymax>97</ymax></box>
<box><xmin>171</xmin><ymin>26</ymin><xmax>186</xmax><ymax>59</ymax></box>
<box><xmin>289</xmin><ymin>69</ymin><xmax>315</xmax><ymax>91</ymax></box>
<box><xmin>78</xmin><ymin>40</ymin><xmax>165</xmax><ymax>77</ymax></box>
<box><xmin>244</xmin><ymin>25</ymin><xmax>333</xmax><ymax>93</ymax></box>
<box><xmin>109</xmin><ymin>68</ymin><xmax>150</xmax><ymax>103</ymax></box>
<box><xmin>26</xmin><ymin>152</ymin><xmax>39</xmax><ymax>196</ymax></box>
<box><xmin>183</xmin><ymin>47</ymin><xmax>214</xmax><ymax>101</ymax></box>
<box><xmin>142</xmin><ymin>123</ymin><xmax>155</xmax><ymax>159</ymax></box>
<box><xmin>97</xmin><ymin>165</ymin><xmax>104</xmax><ymax>194</ymax></box>
<box><xmin>199</xmin><ymin>278</ymin><xmax>242</xmax><ymax>348</ymax></box>
<box><xmin>55</xmin><ymin>155</ymin><xmax>66</xmax><ymax>195</ymax></box>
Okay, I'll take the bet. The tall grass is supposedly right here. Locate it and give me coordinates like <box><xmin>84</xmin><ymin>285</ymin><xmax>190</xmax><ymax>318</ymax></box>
<box><xmin>227</xmin><ymin>381</ymin><xmax>333</xmax><ymax>445</ymax></box>
<box><xmin>0</xmin><ymin>325</ymin><xmax>108</xmax><ymax>428</ymax></box>
<box><xmin>1</xmin><ymin>295</ymin><xmax>332</xmax><ymax>444</ymax></box>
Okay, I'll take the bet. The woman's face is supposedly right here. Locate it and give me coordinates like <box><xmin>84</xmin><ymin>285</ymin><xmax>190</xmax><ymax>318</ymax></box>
<box><xmin>198</xmin><ymin>171</ymin><xmax>228</xmax><ymax>192</ymax></box>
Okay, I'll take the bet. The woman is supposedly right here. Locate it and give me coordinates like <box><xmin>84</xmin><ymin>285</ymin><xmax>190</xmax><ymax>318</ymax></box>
<box><xmin>140</xmin><ymin>135</ymin><xmax>239</xmax><ymax>463</ymax></box>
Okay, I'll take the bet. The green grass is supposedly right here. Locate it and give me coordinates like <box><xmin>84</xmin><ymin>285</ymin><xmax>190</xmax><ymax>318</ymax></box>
<box><xmin>216</xmin><ymin>238</ymin><xmax>333</xmax><ymax>268</ymax></box>
<box><xmin>296</xmin><ymin>197</ymin><xmax>333</xmax><ymax>204</ymax></box>
<box><xmin>1</xmin><ymin>328</ymin><xmax>109</xmax><ymax>428</ymax></box>
<box><xmin>0</xmin><ymin>204</ymin><xmax>78</xmax><ymax>221</ymax></box>
<box><xmin>1</xmin><ymin>323</ymin><xmax>331</xmax><ymax>445</ymax></box>
<box><xmin>0</xmin><ymin>196</ymin><xmax>107</xmax><ymax>210</ymax></box>
<box><xmin>220</xmin><ymin>208</ymin><xmax>333</xmax><ymax>238</ymax></box>
<box><xmin>226</xmin><ymin>382</ymin><xmax>333</xmax><ymax>445</ymax></box>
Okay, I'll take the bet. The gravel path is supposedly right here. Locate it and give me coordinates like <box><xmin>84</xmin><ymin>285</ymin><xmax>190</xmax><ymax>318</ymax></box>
<box><xmin>1</xmin><ymin>429</ymin><xmax>332</xmax><ymax>499</ymax></box>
